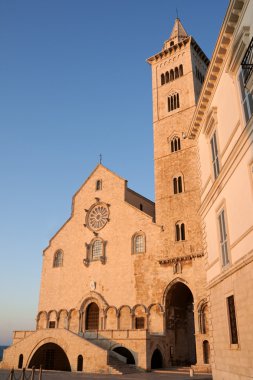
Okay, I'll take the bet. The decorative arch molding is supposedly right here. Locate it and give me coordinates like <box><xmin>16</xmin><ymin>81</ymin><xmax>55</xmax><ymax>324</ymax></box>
<box><xmin>78</xmin><ymin>291</ymin><xmax>109</xmax><ymax>312</ymax></box>
<box><xmin>132</xmin><ymin>304</ymin><xmax>148</xmax><ymax>314</ymax></box>
<box><xmin>36</xmin><ymin>311</ymin><xmax>48</xmax><ymax>321</ymax></box>
<box><xmin>197</xmin><ymin>298</ymin><xmax>208</xmax><ymax>312</ymax></box>
<box><xmin>118</xmin><ymin>304</ymin><xmax>132</xmax><ymax>315</ymax></box>
<box><xmin>151</xmin><ymin>344</ymin><xmax>165</xmax><ymax>357</ymax></box>
<box><xmin>105</xmin><ymin>305</ymin><xmax>118</xmax><ymax>316</ymax></box>
<box><xmin>147</xmin><ymin>303</ymin><xmax>164</xmax><ymax>314</ymax></box>
<box><xmin>26</xmin><ymin>337</ymin><xmax>69</xmax><ymax>369</ymax></box>
<box><xmin>162</xmin><ymin>277</ymin><xmax>191</xmax><ymax>305</ymax></box>
<box><xmin>57</xmin><ymin>308</ymin><xmax>69</xmax><ymax>318</ymax></box>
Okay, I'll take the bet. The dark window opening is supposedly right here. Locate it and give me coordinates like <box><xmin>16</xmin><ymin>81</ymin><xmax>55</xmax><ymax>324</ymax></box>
<box><xmin>77</xmin><ymin>355</ymin><xmax>83</xmax><ymax>371</ymax></box>
<box><xmin>18</xmin><ymin>354</ymin><xmax>23</xmax><ymax>369</ymax></box>
<box><xmin>135</xmin><ymin>317</ymin><xmax>145</xmax><ymax>329</ymax></box>
<box><xmin>203</xmin><ymin>340</ymin><xmax>210</xmax><ymax>364</ymax></box>
<box><xmin>49</xmin><ymin>321</ymin><xmax>56</xmax><ymax>328</ymax></box>
<box><xmin>227</xmin><ymin>295</ymin><xmax>238</xmax><ymax>344</ymax></box>
<box><xmin>176</xmin><ymin>223</ymin><xmax>185</xmax><ymax>241</ymax></box>
<box><xmin>96</xmin><ymin>180</ymin><xmax>102</xmax><ymax>191</ymax></box>
<box><xmin>140</xmin><ymin>203</ymin><xmax>143</xmax><ymax>211</ymax></box>
<box><xmin>165</xmin><ymin>71</ymin><xmax>170</xmax><ymax>83</ymax></box>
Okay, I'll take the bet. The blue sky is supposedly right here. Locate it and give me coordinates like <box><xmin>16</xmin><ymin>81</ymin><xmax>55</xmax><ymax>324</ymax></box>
<box><xmin>0</xmin><ymin>0</ymin><xmax>228</xmax><ymax>345</ymax></box>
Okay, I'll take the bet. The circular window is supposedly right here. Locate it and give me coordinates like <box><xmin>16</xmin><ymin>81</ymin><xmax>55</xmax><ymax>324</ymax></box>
<box><xmin>86</xmin><ymin>203</ymin><xmax>109</xmax><ymax>231</ymax></box>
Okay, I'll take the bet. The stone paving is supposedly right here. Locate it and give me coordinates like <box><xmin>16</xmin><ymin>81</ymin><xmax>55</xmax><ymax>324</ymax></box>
<box><xmin>0</xmin><ymin>369</ymin><xmax>212</xmax><ymax>380</ymax></box>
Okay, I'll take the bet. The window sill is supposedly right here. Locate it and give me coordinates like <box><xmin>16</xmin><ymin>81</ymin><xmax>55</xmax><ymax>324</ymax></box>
<box><xmin>229</xmin><ymin>343</ymin><xmax>240</xmax><ymax>350</ymax></box>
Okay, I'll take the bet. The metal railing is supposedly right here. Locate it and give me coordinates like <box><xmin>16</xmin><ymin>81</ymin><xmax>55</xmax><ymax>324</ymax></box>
<box><xmin>241</xmin><ymin>37</ymin><xmax>253</xmax><ymax>86</ymax></box>
<box><xmin>6</xmin><ymin>366</ymin><xmax>42</xmax><ymax>380</ymax></box>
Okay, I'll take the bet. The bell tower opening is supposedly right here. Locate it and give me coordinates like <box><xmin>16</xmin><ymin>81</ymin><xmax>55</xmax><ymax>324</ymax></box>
<box><xmin>165</xmin><ymin>282</ymin><xmax>196</xmax><ymax>366</ymax></box>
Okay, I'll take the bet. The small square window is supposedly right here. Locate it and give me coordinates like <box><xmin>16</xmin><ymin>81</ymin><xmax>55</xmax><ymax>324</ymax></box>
<box><xmin>49</xmin><ymin>321</ymin><xmax>56</xmax><ymax>328</ymax></box>
<box><xmin>135</xmin><ymin>317</ymin><xmax>145</xmax><ymax>329</ymax></box>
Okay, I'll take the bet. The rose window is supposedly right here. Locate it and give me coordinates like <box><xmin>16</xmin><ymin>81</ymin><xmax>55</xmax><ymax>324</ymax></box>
<box><xmin>86</xmin><ymin>203</ymin><xmax>109</xmax><ymax>231</ymax></box>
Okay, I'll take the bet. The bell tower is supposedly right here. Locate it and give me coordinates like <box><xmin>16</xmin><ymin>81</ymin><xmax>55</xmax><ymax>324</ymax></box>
<box><xmin>148</xmin><ymin>20</ymin><xmax>210</xmax><ymax>367</ymax></box>
<box><xmin>147</xmin><ymin>18</ymin><xmax>209</xmax><ymax>258</ymax></box>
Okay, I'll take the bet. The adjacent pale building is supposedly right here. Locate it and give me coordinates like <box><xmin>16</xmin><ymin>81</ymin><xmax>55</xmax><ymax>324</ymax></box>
<box><xmin>189</xmin><ymin>0</ymin><xmax>253</xmax><ymax>379</ymax></box>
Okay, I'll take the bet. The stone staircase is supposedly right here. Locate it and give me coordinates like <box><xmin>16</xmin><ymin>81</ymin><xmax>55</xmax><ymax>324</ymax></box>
<box><xmin>108</xmin><ymin>356</ymin><xmax>141</xmax><ymax>375</ymax></box>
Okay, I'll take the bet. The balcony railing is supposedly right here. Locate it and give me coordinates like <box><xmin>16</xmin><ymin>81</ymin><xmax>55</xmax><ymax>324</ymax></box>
<box><xmin>241</xmin><ymin>37</ymin><xmax>253</xmax><ymax>86</ymax></box>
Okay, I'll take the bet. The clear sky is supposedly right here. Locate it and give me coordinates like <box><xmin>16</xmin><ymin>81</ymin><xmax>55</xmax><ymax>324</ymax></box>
<box><xmin>0</xmin><ymin>0</ymin><xmax>228</xmax><ymax>345</ymax></box>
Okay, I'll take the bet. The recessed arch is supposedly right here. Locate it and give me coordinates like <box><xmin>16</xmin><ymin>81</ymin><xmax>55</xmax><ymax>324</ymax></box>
<box><xmin>112</xmin><ymin>346</ymin><xmax>135</xmax><ymax>365</ymax></box>
<box><xmin>28</xmin><ymin>343</ymin><xmax>71</xmax><ymax>371</ymax></box>
<box><xmin>165</xmin><ymin>281</ymin><xmax>196</xmax><ymax>365</ymax></box>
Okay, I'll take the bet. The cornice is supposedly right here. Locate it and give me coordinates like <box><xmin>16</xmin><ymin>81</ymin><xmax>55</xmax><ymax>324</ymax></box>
<box><xmin>147</xmin><ymin>36</ymin><xmax>209</xmax><ymax>66</ymax></box>
<box><xmin>159</xmin><ymin>252</ymin><xmax>204</xmax><ymax>265</ymax></box>
<box><xmin>188</xmin><ymin>0</ymin><xmax>247</xmax><ymax>139</ymax></box>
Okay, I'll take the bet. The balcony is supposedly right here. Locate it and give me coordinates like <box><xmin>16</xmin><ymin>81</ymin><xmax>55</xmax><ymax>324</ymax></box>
<box><xmin>242</xmin><ymin>37</ymin><xmax>253</xmax><ymax>91</ymax></box>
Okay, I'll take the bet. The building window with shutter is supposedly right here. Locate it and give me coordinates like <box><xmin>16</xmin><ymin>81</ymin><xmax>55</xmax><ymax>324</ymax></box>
<box><xmin>218</xmin><ymin>209</ymin><xmax>229</xmax><ymax>267</ymax></box>
<box><xmin>210</xmin><ymin>131</ymin><xmax>220</xmax><ymax>179</ymax></box>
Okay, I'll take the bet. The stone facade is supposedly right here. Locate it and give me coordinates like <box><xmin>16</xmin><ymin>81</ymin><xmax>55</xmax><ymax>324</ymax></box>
<box><xmin>1</xmin><ymin>18</ymin><xmax>214</xmax><ymax>374</ymax></box>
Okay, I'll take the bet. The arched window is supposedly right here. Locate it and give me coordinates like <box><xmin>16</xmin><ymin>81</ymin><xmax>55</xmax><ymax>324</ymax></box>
<box><xmin>173</xmin><ymin>176</ymin><xmax>183</xmax><ymax>194</ymax></box>
<box><xmin>77</xmin><ymin>355</ymin><xmax>83</xmax><ymax>371</ymax></box>
<box><xmin>92</xmin><ymin>239</ymin><xmax>103</xmax><ymax>260</ymax></box>
<box><xmin>176</xmin><ymin>222</ymin><xmax>185</xmax><ymax>241</ymax></box>
<box><xmin>85</xmin><ymin>302</ymin><xmax>99</xmax><ymax>330</ymax></box>
<box><xmin>179</xmin><ymin>64</ymin><xmax>183</xmax><ymax>76</ymax></box>
<box><xmin>132</xmin><ymin>232</ymin><xmax>146</xmax><ymax>254</ymax></box>
<box><xmin>171</xmin><ymin>137</ymin><xmax>181</xmax><ymax>153</ymax></box>
<box><xmin>170</xmin><ymin>69</ymin><xmax>174</xmax><ymax>81</ymax></box>
<box><xmin>168</xmin><ymin>93</ymin><xmax>180</xmax><ymax>112</ymax></box>
<box><xmin>53</xmin><ymin>250</ymin><xmax>63</xmax><ymax>268</ymax></box>
<box><xmin>96</xmin><ymin>179</ymin><xmax>102</xmax><ymax>191</ymax></box>
<box><xmin>84</xmin><ymin>238</ymin><xmax>106</xmax><ymax>265</ymax></box>
<box><xmin>18</xmin><ymin>354</ymin><xmax>23</xmax><ymax>369</ymax></box>
<box><xmin>161</xmin><ymin>73</ymin><xmax>165</xmax><ymax>86</ymax></box>
<box><xmin>199</xmin><ymin>302</ymin><xmax>209</xmax><ymax>334</ymax></box>
<box><xmin>165</xmin><ymin>71</ymin><xmax>170</xmax><ymax>83</ymax></box>
<box><xmin>175</xmin><ymin>67</ymin><xmax>179</xmax><ymax>79</ymax></box>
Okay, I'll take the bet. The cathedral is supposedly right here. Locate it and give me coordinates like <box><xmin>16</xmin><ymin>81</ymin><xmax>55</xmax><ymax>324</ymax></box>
<box><xmin>2</xmin><ymin>1</ymin><xmax>253</xmax><ymax>379</ymax></box>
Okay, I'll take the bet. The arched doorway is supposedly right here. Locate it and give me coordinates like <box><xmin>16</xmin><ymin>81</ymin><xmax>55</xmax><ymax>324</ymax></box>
<box><xmin>85</xmin><ymin>302</ymin><xmax>99</xmax><ymax>330</ymax></box>
<box><xmin>165</xmin><ymin>282</ymin><xmax>196</xmax><ymax>366</ymax></box>
<box><xmin>28</xmin><ymin>343</ymin><xmax>71</xmax><ymax>371</ymax></box>
<box><xmin>112</xmin><ymin>347</ymin><xmax>135</xmax><ymax>364</ymax></box>
<box><xmin>151</xmin><ymin>348</ymin><xmax>163</xmax><ymax>369</ymax></box>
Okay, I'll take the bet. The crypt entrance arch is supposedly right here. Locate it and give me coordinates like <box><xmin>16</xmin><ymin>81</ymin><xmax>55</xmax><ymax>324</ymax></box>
<box><xmin>28</xmin><ymin>343</ymin><xmax>71</xmax><ymax>371</ymax></box>
<box><xmin>164</xmin><ymin>280</ymin><xmax>196</xmax><ymax>366</ymax></box>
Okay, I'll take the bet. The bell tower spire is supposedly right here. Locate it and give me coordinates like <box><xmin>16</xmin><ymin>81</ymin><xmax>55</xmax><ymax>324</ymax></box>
<box><xmin>163</xmin><ymin>18</ymin><xmax>188</xmax><ymax>49</ymax></box>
